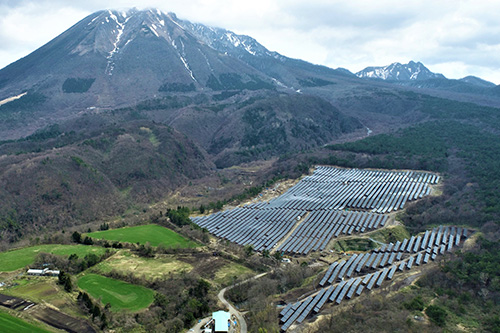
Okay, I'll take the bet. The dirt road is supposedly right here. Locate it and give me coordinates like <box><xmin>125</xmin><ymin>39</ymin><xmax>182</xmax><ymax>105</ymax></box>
<box><xmin>190</xmin><ymin>272</ymin><xmax>268</xmax><ymax>333</ymax></box>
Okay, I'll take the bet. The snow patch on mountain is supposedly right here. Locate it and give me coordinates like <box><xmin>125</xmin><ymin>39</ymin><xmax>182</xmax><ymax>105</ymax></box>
<box><xmin>105</xmin><ymin>12</ymin><xmax>129</xmax><ymax>75</ymax></box>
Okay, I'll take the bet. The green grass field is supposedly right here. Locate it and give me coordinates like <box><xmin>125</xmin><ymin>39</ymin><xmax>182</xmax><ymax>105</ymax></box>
<box><xmin>0</xmin><ymin>310</ymin><xmax>51</xmax><ymax>333</ymax></box>
<box><xmin>77</xmin><ymin>273</ymin><xmax>154</xmax><ymax>311</ymax></box>
<box><xmin>0</xmin><ymin>244</ymin><xmax>109</xmax><ymax>272</ymax></box>
<box><xmin>86</xmin><ymin>224</ymin><xmax>198</xmax><ymax>248</ymax></box>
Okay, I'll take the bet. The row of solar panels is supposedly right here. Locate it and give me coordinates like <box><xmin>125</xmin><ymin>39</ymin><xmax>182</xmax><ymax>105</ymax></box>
<box><xmin>264</xmin><ymin>167</ymin><xmax>437</xmax><ymax>212</ymax></box>
<box><xmin>279</xmin><ymin>226</ymin><xmax>470</xmax><ymax>331</ymax></box>
<box><xmin>376</xmin><ymin>226</ymin><xmax>467</xmax><ymax>254</ymax></box>
<box><xmin>318</xmin><ymin>226</ymin><xmax>467</xmax><ymax>287</ymax></box>
<box><xmin>277</xmin><ymin>211</ymin><xmax>387</xmax><ymax>255</ymax></box>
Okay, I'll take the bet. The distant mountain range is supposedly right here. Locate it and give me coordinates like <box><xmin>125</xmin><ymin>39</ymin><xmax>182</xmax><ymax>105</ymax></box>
<box><xmin>356</xmin><ymin>61</ymin><xmax>496</xmax><ymax>87</ymax></box>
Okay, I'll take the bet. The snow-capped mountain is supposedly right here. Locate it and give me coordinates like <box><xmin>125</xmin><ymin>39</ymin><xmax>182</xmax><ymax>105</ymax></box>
<box><xmin>356</xmin><ymin>61</ymin><xmax>445</xmax><ymax>81</ymax></box>
<box><xmin>0</xmin><ymin>8</ymin><xmax>344</xmax><ymax>101</ymax></box>
<box><xmin>0</xmin><ymin>8</ymin><xmax>350</xmax><ymax>139</ymax></box>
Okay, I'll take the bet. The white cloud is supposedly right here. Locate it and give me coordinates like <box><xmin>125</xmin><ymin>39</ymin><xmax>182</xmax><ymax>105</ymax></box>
<box><xmin>0</xmin><ymin>0</ymin><xmax>498</xmax><ymax>84</ymax></box>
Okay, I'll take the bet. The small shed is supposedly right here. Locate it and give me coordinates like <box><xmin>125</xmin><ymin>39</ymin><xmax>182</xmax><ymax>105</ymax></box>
<box><xmin>212</xmin><ymin>310</ymin><xmax>231</xmax><ymax>333</ymax></box>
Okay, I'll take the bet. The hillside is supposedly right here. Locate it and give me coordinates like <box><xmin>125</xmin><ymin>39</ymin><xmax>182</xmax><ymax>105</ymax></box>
<box><xmin>0</xmin><ymin>117</ymin><xmax>213</xmax><ymax>242</ymax></box>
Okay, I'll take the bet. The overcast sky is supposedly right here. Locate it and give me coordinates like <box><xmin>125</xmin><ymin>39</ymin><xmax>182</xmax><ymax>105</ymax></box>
<box><xmin>0</xmin><ymin>0</ymin><xmax>499</xmax><ymax>84</ymax></box>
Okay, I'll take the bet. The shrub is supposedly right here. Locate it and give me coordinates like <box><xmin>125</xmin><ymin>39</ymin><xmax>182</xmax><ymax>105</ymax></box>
<box><xmin>404</xmin><ymin>296</ymin><xmax>425</xmax><ymax>311</ymax></box>
<box><xmin>426</xmin><ymin>305</ymin><xmax>447</xmax><ymax>326</ymax></box>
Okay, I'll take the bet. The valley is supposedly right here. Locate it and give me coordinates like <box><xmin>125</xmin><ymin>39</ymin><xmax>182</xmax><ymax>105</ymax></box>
<box><xmin>0</xmin><ymin>161</ymin><xmax>492</xmax><ymax>332</ymax></box>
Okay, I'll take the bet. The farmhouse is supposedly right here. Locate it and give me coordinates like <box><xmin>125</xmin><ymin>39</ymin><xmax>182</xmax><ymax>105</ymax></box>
<box><xmin>212</xmin><ymin>310</ymin><xmax>231</xmax><ymax>332</ymax></box>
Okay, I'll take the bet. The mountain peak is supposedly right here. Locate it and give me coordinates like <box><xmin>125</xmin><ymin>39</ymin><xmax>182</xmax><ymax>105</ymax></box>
<box><xmin>459</xmin><ymin>75</ymin><xmax>496</xmax><ymax>88</ymax></box>
<box><xmin>356</xmin><ymin>61</ymin><xmax>445</xmax><ymax>81</ymax></box>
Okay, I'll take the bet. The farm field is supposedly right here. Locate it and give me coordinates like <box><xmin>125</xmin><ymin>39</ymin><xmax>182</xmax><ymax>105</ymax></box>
<box><xmin>77</xmin><ymin>273</ymin><xmax>154</xmax><ymax>311</ymax></box>
<box><xmin>3</xmin><ymin>280</ymin><xmax>60</xmax><ymax>303</ymax></box>
<box><xmin>87</xmin><ymin>224</ymin><xmax>198</xmax><ymax>248</ymax></box>
<box><xmin>1</xmin><ymin>279</ymin><xmax>83</xmax><ymax>318</ymax></box>
<box><xmin>92</xmin><ymin>251</ymin><xmax>192</xmax><ymax>280</ymax></box>
<box><xmin>0</xmin><ymin>310</ymin><xmax>51</xmax><ymax>333</ymax></box>
<box><xmin>0</xmin><ymin>244</ymin><xmax>109</xmax><ymax>272</ymax></box>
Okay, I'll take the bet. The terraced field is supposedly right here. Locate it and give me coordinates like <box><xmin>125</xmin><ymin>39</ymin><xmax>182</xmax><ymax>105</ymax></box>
<box><xmin>87</xmin><ymin>224</ymin><xmax>198</xmax><ymax>248</ymax></box>
<box><xmin>77</xmin><ymin>274</ymin><xmax>154</xmax><ymax>311</ymax></box>
<box><xmin>0</xmin><ymin>244</ymin><xmax>109</xmax><ymax>272</ymax></box>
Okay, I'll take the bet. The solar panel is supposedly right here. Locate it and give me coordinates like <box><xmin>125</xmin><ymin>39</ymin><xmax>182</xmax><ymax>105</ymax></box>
<box><xmin>328</xmin><ymin>260</ymin><xmax>346</xmax><ymax>285</ymax></box>
<box><xmin>367</xmin><ymin>271</ymin><xmax>381</xmax><ymax>290</ymax></box>
<box><xmin>387</xmin><ymin>252</ymin><xmax>397</xmax><ymax>265</ymax></box>
<box><xmin>280</xmin><ymin>303</ymin><xmax>294</xmax><ymax>317</ymax></box>
<box><xmin>398</xmin><ymin>261</ymin><xmax>406</xmax><ymax>271</ymax></box>
<box><xmin>362</xmin><ymin>273</ymin><xmax>373</xmax><ymax>285</ymax></box>
<box><xmin>406</xmin><ymin>256</ymin><xmax>415</xmax><ymax>269</ymax></box>
<box><xmin>319</xmin><ymin>262</ymin><xmax>338</xmax><ymax>287</ymax></box>
<box><xmin>336</xmin><ymin>279</ymin><xmax>355</xmax><ymax>304</ymax></box>
<box><xmin>423</xmin><ymin>253</ymin><xmax>430</xmax><ymax>264</ymax></box>
<box><xmin>387</xmin><ymin>265</ymin><xmax>397</xmax><ymax>280</ymax></box>
<box><xmin>356</xmin><ymin>253</ymin><xmax>371</xmax><ymax>273</ymax></box>
<box><xmin>379</xmin><ymin>252</ymin><xmax>390</xmax><ymax>267</ymax></box>
<box><xmin>371</xmin><ymin>253</ymin><xmax>383</xmax><ymax>269</ymax></box>
<box><xmin>347</xmin><ymin>278</ymin><xmax>362</xmax><ymax>299</ymax></box>
<box><xmin>338</xmin><ymin>254</ymin><xmax>358</xmax><ymax>280</ymax></box>
<box><xmin>356</xmin><ymin>283</ymin><xmax>365</xmax><ymax>296</ymax></box>
<box><xmin>415</xmin><ymin>253</ymin><xmax>423</xmax><ymax>266</ymax></box>
<box><xmin>376</xmin><ymin>268</ymin><xmax>389</xmax><ymax>287</ymax></box>
<box><xmin>329</xmin><ymin>281</ymin><xmax>347</xmax><ymax>302</ymax></box>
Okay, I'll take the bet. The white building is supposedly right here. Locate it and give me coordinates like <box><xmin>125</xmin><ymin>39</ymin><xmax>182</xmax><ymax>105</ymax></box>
<box><xmin>26</xmin><ymin>268</ymin><xmax>60</xmax><ymax>276</ymax></box>
<box><xmin>212</xmin><ymin>310</ymin><xmax>231</xmax><ymax>333</ymax></box>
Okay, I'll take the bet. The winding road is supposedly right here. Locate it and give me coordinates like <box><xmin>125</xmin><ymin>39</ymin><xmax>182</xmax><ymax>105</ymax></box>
<box><xmin>190</xmin><ymin>272</ymin><xmax>268</xmax><ymax>333</ymax></box>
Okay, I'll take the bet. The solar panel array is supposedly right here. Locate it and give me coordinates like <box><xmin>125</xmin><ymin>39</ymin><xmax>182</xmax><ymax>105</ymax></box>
<box><xmin>191</xmin><ymin>207</ymin><xmax>304</xmax><ymax>251</ymax></box>
<box><xmin>280</xmin><ymin>225</ymin><xmax>469</xmax><ymax>331</ymax></box>
<box><xmin>192</xmin><ymin>167</ymin><xmax>438</xmax><ymax>253</ymax></box>
<box><xmin>277</xmin><ymin>211</ymin><xmax>387</xmax><ymax>255</ymax></box>
<box><xmin>264</xmin><ymin>166</ymin><xmax>438</xmax><ymax>213</ymax></box>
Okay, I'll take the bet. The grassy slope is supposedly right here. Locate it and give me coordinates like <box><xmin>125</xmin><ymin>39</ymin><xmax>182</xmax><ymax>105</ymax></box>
<box><xmin>0</xmin><ymin>244</ymin><xmax>108</xmax><ymax>272</ymax></box>
<box><xmin>86</xmin><ymin>224</ymin><xmax>198</xmax><ymax>247</ymax></box>
<box><xmin>92</xmin><ymin>251</ymin><xmax>192</xmax><ymax>280</ymax></box>
<box><xmin>213</xmin><ymin>262</ymin><xmax>254</xmax><ymax>286</ymax></box>
<box><xmin>0</xmin><ymin>310</ymin><xmax>51</xmax><ymax>333</ymax></box>
<box><xmin>77</xmin><ymin>273</ymin><xmax>154</xmax><ymax>312</ymax></box>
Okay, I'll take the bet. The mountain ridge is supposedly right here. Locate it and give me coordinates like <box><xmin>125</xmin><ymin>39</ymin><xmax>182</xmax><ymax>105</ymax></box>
<box><xmin>356</xmin><ymin>61</ymin><xmax>445</xmax><ymax>81</ymax></box>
